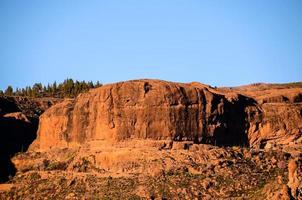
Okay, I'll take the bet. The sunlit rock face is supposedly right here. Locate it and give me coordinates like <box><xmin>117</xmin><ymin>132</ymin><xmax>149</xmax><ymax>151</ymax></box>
<box><xmin>30</xmin><ymin>79</ymin><xmax>302</xmax><ymax>151</ymax></box>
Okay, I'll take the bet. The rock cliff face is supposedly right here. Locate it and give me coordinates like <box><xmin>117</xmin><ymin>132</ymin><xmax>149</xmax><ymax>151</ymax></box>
<box><xmin>31</xmin><ymin>80</ymin><xmax>302</xmax><ymax>150</ymax></box>
<box><xmin>248</xmin><ymin>103</ymin><xmax>302</xmax><ymax>147</ymax></box>
<box><xmin>227</xmin><ymin>83</ymin><xmax>302</xmax><ymax>147</ymax></box>
<box><xmin>31</xmin><ymin>80</ymin><xmax>253</xmax><ymax>150</ymax></box>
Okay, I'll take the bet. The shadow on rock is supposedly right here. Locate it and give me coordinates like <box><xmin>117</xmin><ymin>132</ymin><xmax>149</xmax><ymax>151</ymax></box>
<box><xmin>0</xmin><ymin>116</ymin><xmax>38</xmax><ymax>182</ymax></box>
<box><xmin>209</xmin><ymin>95</ymin><xmax>261</xmax><ymax>147</ymax></box>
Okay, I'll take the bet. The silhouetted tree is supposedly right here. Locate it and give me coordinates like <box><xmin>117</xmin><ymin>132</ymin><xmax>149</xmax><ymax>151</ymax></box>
<box><xmin>95</xmin><ymin>81</ymin><xmax>102</xmax><ymax>87</ymax></box>
<box><xmin>4</xmin><ymin>86</ymin><xmax>13</xmax><ymax>96</ymax></box>
<box><xmin>2</xmin><ymin>79</ymin><xmax>102</xmax><ymax>98</ymax></box>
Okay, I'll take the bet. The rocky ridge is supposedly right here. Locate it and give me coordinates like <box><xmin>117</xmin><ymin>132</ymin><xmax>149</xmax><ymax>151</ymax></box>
<box><xmin>0</xmin><ymin>79</ymin><xmax>301</xmax><ymax>199</ymax></box>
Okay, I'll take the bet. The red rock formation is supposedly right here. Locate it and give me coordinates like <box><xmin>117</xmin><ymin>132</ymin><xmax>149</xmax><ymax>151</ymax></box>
<box><xmin>227</xmin><ymin>83</ymin><xmax>302</xmax><ymax>147</ymax></box>
<box><xmin>31</xmin><ymin>80</ymin><xmax>254</xmax><ymax>150</ymax></box>
<box><xmin>30</xmin><ymin>79</ymin><xmax>302</xmax><ymax>151</ymax></box>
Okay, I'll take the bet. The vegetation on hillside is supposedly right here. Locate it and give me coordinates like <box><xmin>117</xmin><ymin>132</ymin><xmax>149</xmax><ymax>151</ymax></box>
<box><xmin>0</xmin><ymin>78</ymin><xmax>102</xmax><ymax>98</ymax></box>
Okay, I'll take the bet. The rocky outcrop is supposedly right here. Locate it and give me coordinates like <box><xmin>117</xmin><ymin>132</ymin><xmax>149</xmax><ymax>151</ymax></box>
<box><xmin>30</xmin><ymin>79</ymin><xmax>302</xmax><ymax>151</ymax></box>
<box><xmin>248</xmin><ymin>103</ymin><xmax>302</xmax><ymax>147</ymax></box>
<box><xmin>31</xmin><ymin>80</ymin><xmax>258</xmax><ymax>150</ymax></box>
<box><xmin>229</xmin><ymin>83</ymin><xmax>302</xmax><ymax>147</ymax></box>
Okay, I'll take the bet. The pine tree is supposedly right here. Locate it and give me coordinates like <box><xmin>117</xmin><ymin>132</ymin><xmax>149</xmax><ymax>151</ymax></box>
<box><xmin>96</xmin><ymin>81</ymin><xmax>102</xmax><ymax>87</ymax></box>
<box><xmin>2</xmin><ymin>79</ymin><xmax>102</xmax><ymax>98</ymax></box>
<box><xmin>5</xmin><ymin>86</ymin><xmax>13</xmax><ymax>96</ymax></box>
<box><xmin>47</xmin><ymin>84</ymin><xmax>52</xmax><ymax>97</ymax></box>
<box><xmin>21</xmin><ymin>88</ymin><xmax>26</xmax><ymax>97</ymax></box>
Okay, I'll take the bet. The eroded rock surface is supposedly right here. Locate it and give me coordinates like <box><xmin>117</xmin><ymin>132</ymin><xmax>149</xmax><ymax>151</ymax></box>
<box><xmin>32</xmin><ymin>80</ymin><xmax>262</xmax><ymax>150</ymax></box>
<box><xmin>32</xmin><ymin>80</ymin><xmax>302</xmax><ymax>151</ymax></box>
<box><xmin>225</xmin><ymin>83</ymin><xmax>302</xmax><ymax>147</ymax></box>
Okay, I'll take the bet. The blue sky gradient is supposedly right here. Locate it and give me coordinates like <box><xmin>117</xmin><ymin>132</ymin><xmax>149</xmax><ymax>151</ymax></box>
<box><xmin>0</xmin><ymin>0</ymin><xmax>301</xmax><ymax>90</ymax></box>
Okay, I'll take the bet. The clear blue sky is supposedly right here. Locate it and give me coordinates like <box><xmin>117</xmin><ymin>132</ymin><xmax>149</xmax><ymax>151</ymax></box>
<box><xmin>0</xmin><ymin>0</ymin><xmax>301</xmax><ymax>90</ymax></box>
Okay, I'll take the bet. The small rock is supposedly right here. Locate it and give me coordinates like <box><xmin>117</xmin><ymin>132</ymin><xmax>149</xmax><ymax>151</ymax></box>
<box><xmin>201</xmin><ymin>179</ymin><xmax>212</xmax><ymax>189</ymax></box>
<box><xmin>277</xmin><ymin>175</ymin><xmax>284</xmax><ymax>184</ymax></box>
<box><xmin>264</xmin><ymin>142</ymin><xmax>273</xmax><ymax>150</ymax></box>
<box><xmin>243</xmin><ymin>149</ymin><xmax>252</xmax><ymax>159</ymax></box>
<box><xmin>277</xmin><ymin>160</ymin><xmax>287</xmax><ymax>169</ymax></box>
<box><xmin>287</xmin><ymin>158</ymin><xmax>301</xmax><ymax>199</ymax></box>
<box><xmin>202</xmin><ymin>194</ymin><xmax>212</xmax><ymax>200</ymax></box>
<box><xmin>271</xmin><ymin>157</ymin><xmax>278</xmax><ymax>165</ymax></box>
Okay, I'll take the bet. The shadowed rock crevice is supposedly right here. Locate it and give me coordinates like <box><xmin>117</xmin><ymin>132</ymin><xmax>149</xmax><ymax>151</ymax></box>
<box><xmin>0</xmin><ymin>97</ymin><xmax>56</xmax><ymax>183</ymax></box>
<box><xmin>210</xmin><ymin>95</ymin><xmax>259</xmax><ymax>147</ymax></box>
<box><xmin>0</xmin><ymin>97</ymin><xmax>21</xmax><ymax>115</ymax></box>
<box><xmin>144</xmin><ymin>82</ymin><xmax>152</xmax><ymax>94</ymax></box>
<box><xmin>0</xmin><ymin>117</ymin><xmax>38</xmax><ymax>182</ymax></box>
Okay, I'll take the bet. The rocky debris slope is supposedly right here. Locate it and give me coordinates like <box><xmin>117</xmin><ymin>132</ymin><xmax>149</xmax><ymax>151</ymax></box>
<box><xmin>31</xmin><ymin>79</ymin><xmax>302</xmax><ymax>151</ymax></box>
<box><xmin>1</xmin><ymin>141</ymin><xmax>302</xmax><ymax>199</ymax></box>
